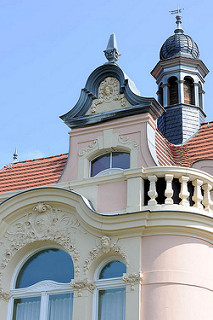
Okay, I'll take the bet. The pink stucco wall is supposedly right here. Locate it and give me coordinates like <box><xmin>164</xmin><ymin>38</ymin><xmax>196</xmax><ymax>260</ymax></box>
<box><xmin>97</xmin><ymin>180</ymin><xmax>127</xmax><ymax>212</ymax></box>
<box><xmin>142</xmin><ymin>235</ymin><xmax>213</xmax><ymax>320</ymax></box>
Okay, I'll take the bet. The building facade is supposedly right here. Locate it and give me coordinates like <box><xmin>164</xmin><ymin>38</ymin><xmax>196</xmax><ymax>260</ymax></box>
<box><xmin>1</xmin><ymin>13</ymin><xmax>213</xmax><ymax>320</ymax></box>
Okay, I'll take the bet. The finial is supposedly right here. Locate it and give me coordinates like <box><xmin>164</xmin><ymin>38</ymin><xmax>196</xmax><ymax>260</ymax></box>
<box><xmin>13</xmin><ymin>147</ymin><xmax>18</xmax><ymax>162</ymax></box>
<box><xmin>104</xmin><ymin>33</ymin><xmax>121</xmax><ymax>63</ymax></box>
<box><xmin>169</xmin><ymin>8</ymin><xmax>184</xmax><ymax>34</ymax></box>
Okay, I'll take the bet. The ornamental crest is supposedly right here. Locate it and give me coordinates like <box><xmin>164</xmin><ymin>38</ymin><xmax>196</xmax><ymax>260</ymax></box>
<box><xmin>87</xmin><ymin>77</ymin><xmax>128</xmax><ymax>114</ymax></box>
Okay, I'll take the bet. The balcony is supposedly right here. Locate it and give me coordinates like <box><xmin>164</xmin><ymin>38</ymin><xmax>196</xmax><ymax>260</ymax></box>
<box><xmin>141</xmin><ymin>166</ymin><xmax>213</xmax><ymax>215</ymax></box>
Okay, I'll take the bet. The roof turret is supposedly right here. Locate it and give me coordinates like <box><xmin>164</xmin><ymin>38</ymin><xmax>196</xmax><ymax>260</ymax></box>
<box><xmin>160</xmin><ymin>10</ymin><xmax>200</xmax><ymax>60</ymax></box>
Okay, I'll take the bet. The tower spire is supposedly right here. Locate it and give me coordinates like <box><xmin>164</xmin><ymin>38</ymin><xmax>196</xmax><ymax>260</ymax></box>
<box><xmin>169</xmin><ymin>8</ymin><xmax>184</xmax><ymax>34</ymax></box>
<box><xmin>104</xmin><ymin>33</ymin><xmax>121</xmax><ymax>63</ymax></box>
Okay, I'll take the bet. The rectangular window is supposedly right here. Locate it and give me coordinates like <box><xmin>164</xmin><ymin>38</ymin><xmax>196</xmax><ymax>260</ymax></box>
<box><xmin>98</xmin><ymin>288</ymin><xmax>125</xmax><ymax>320</ymax></box>
<box><xmin>13</xmin><ymin>297</ymin><xmax>41</xmax><ymax>320</ymax></box>
<box><xmin>48</xmin><ymin>293</ymin><xmax>73</xmax><ymax>320</ymax></box>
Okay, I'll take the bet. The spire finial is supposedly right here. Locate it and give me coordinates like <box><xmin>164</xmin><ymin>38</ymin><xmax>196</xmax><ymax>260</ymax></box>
<box><xmin>13</xmin><ymin>147</ymin><xmax>18</xmax><ymax>162</ymax></box>
<box><xmin>104</xmin><ymin>33</ymin><xmax>121</xmax><ymax>63</ymax></box>
<box><xmin>169</xmin><ymin>8</ymin><xmax>184</xmax><ymax>34</ymax></box>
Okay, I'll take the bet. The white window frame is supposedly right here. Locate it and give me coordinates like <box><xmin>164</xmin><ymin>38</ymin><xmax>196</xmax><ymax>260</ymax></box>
<box><xmin>90</xmin><ymin>151</ymin><xmax>130</xmax><ymax>177</ymax></box>
<box><xmin>93</xmin><ymin>258</ymin><xmax>126</xmax><ymax>320</ymax></box>
<box><xmin>7</xmin><ymin>247</ymin><xmax>74</xmax><ymax>320</ymax></box>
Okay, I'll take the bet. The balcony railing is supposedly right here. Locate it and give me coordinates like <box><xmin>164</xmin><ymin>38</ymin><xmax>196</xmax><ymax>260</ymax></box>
<box><xmin>143</xmin><ymin>167</ymin><xmax>213</xmax><ymax>213</ymax></box>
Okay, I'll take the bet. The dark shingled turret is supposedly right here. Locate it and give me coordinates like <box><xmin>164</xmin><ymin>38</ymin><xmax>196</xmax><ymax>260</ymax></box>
<box><xmin>160</xmin><ymin>12</ymin><xmax>200</xmax><ymax>61</ymax></box>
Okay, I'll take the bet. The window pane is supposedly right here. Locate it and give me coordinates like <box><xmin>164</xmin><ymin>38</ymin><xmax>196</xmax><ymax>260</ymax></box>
<box><xmin>98</xmin><ymin>288</ymin><xmax>125</xmax><ymax>320</ymax></box>
<box><xmin>16</xmin><ymin>249</ymin><xmax>74</xmax><ymax>288</ymax></box>
<box><xmin>91</xmin><ymin>154</ymin><xmax>110</xmax><ymax>177</ymax></box>
<box><xmin>13</xmin><ymin>297</ymin><xmax>41</xmax><ymax>320</ymax></box>
<box><xmin>49</xmin><ymin>293</ymin><xmax>73</xmax><ymax>320</ymax></box>
<box><xmin>112</xmin><ymin>152</ymin><xmax>130</xmax><ymax>170</ymax></box>
<box><xmin>99</xmin><ymin>261</ymin><xmax>126</xmax><ymax>279</ymax></box>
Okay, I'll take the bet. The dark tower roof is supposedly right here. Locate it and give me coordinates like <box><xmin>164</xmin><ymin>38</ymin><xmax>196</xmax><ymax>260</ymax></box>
<box><xmin>160</xmin><ymin>12</ymin><xmax>200</xmax><ymax>60</ymax></box>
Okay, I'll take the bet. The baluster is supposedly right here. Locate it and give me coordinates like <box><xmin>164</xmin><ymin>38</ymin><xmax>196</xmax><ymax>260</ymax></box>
<box><xmin>192</xmin><ymin>179</ymin><xmax>203</xmax><ymax>209</ymax></box>
<box><xmin>165</xmin><ymin>174</ymin><xmax>174</xmax><ymax>204</ymax></box>
<box><xmin>179</xmin><ymin>176</ymin><xmax>190</xmax><ymax>206</ymax></box>
<box><xmin>202</xmin><ymin>183</ymin><xmax>213</xmax><ymax>212</ymax></box>
<box><xmin>148</xmin><ymin>175</ymin><xmax>158</xmax><ymax>206</ymax></box>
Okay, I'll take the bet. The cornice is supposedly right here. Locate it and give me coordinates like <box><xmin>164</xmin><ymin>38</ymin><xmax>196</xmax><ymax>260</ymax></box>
<box><xmin>1</xmin><ymin>186</ymin><xmax>213</xmax><ymax>244</ymax></box>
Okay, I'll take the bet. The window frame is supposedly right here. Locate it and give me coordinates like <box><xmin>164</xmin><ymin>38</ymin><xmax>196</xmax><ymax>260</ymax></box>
<box><xmin>93</xmin><ymin>258</ymin><xmax>126</xmax><ymax>320</ymax></box>
<box><xmin>90</xmin><ymin>151</ymin><xmax>130</xmax><ymax>177</ymax></box>
<box><xmin>7</xmin><ymin>247</ymin><xmax>74</xmax><ymax>320</ymax></box>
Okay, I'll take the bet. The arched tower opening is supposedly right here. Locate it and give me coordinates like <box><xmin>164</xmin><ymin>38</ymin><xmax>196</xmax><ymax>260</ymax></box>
<box><xmin>168</xmin><ymin>76</ymin><xmax>178</xmax><ymax>105</ymax></box>
<box><xmin>184</xmin><ymin>76</ymin><xmax>195</xmax><ymax>105</ymax></box>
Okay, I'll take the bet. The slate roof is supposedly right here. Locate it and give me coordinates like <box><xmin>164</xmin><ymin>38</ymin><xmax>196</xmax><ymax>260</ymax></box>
<box><xmin>0</xmin><ymin>122</ymin><xmax>213</xmax><ymax>194</ymax></box>
<box><xmin>0</xmin><ymin>154</ymin><xmax>68</xmax><ymax>194</ymax></box>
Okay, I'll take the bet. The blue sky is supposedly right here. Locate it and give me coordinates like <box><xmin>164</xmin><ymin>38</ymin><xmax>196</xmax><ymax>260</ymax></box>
<box><xmin>0</xmin><ymin>0</ymin><xmax>212</xmax><ymax>168</ymax></box>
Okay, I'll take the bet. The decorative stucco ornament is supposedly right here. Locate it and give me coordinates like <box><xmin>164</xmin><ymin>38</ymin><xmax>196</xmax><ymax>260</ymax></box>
<box><xmin>123</xmin><ymin>272</ymin><xmax>143</xmax><ymax>291</ymax></box>
<box><xmin>0</xmin><ymin>288</ymin><xmax>11</xmax><ymax>301</ymax></box>
<box><xmin>78</xmin><ymin>140</ymin><xmax>98</xmax><ymax>157</ymax></box>
<box><xmin>83</xmin><ymin>236</ymin><xmax>127</xmax><ymax>273</ymax></box>
<box><xmin>70</xmin><ymin>279</ymin><xmax>96</xmax><ymax>297</ymax></box>
<box><xmin>90</xmin><ymin>77</ymin><xmax>126</xmax><ymax>114</ymax></box>
<box><xmin>0</xmin><ymin>204</ymin><xmax>82</xmax><ymax>286</ymax></box>
<box><xmin>33</xmin><ymin>202</ymin><xmax>52</xmax><ymax>213</ymax></box>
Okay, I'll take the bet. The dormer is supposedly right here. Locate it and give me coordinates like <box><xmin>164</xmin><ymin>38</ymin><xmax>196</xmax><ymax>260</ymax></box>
<box><xmin>59</xmin><ymin>34</ymin><xmax>164</xmax><ymax>184</ymax></box>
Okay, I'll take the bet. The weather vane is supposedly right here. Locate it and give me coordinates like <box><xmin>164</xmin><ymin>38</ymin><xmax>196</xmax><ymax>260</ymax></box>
<box><xmin>169</xmin><ymin>8</ymin><xmax>184</xmax><ymax>15</ymax></box>
<box><xmin>169</xmin><ymin>8</ymin><xmax>184</xmax><ymax>33</ymax></box>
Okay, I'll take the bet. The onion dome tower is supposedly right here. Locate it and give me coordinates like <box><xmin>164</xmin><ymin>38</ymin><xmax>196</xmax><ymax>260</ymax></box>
<box><xmin>151</xmin><ymin>10</ymin><xmax>209</xmax><ymax>144</ymax></box>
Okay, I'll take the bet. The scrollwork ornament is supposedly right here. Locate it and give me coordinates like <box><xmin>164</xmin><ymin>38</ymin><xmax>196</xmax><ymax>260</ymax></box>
<box><xmin>0</xmin><ymin>206</ymin><xmax>82</xmax><ymax>285</ymax></box>
<box><xmin>70</xmin><ymin>279</ymin><xmax>96</xmax><ymax>297</ymax></box>
<box><xmin>123</xmin><ymin>272</ymin><xmax>143</xmax><ymax>291</ymax></box>
<box><xmin>83</xmin><ymin>236</ymin><xmax>127</xmax><ymax>273</ymax></box>
<box><xmin>78</xmin><ymin>140</ymin><xmax>98</xmax><ymax>157</ymax></box>
<box><xmin>118</xmin><ymin>135</ymin><xmax>139</xmax><ymax>149</ymax></box>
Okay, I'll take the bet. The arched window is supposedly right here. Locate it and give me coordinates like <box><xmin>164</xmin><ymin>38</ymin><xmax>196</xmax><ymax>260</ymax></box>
<box><xmin>198</xmin><ymin>82</ymin><xmax>203</xmax><ymax>109</ymax></box>
<box><xmin>184</xmin><ymin>76</ymin><xmax>195</xmax><ymax>105</ymax></box>
<box><xmin>95</xmin><ymin>260</ymin><xmax>126</xmax><ymax>320</ymax></box>
<box><xmin>158</xmin><ymin>83</ymin><xmax>164</xmax><ymax>106</ymax></box>
<box><xmin>11</xmin><ymin>248</ymin><xmax>74</xmax><ymax>320</ymax></box>
<box><xmin>168</xmin><ymin>76</ymin><xmax>178</xmax><ymax>105</ymax></box>
<box><xmin>90</xmin><ymin>152</ymin><xmax>130</xmax><ymax>177</ymax></box>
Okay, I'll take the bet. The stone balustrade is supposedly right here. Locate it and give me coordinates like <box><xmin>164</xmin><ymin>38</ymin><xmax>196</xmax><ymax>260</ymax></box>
<box><xmin>143</xmin><ymin>167</ymin><xmax>213</xmax><ymax>213</ymax></box>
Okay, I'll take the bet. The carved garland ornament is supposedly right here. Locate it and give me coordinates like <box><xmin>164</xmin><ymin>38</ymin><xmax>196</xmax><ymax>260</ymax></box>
<box><xmin>90</xmin><ymin>77</ymin><xmax>126</xmax><ymax>113</ymax></box>
<box><xmin>70</xmin><ymin>279</ymin><xmax>96</xmax><ymax>297</ymax></box>
<box><xmin>0</xmin><ymin>203</ymin><xmax>81</xmax><ymax>287</ymax></box>
<box><xmin>123</xmin><ymin>272</ymin><xmax>143</xmax><ymax>291</ymax></box>
<box><xmin>83</xmin><ymin>236</ymin><xmax>127</xmax><ymax>273</ymax></box>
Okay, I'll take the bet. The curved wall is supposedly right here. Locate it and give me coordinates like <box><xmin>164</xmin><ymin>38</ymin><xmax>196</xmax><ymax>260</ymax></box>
<box><xmin>142</xmin><ymin>235</ymin><xmax>213</xmax><ymax>320</ymax></box>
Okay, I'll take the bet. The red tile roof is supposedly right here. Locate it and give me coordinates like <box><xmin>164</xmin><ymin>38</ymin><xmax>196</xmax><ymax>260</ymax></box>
<box><xmin>156</xmin><ymin>121</ymin><xmax>213</xmax><ymax>167</ymax></box>
<box><xmin>1</xmin><ymin>122</ymin><xmax>213</xmax><ymax>194</ymax></box>
<box><xmin>0</xmin><ymin>154</ymin><xmax>68</xmax><ymax>194</ymax></box>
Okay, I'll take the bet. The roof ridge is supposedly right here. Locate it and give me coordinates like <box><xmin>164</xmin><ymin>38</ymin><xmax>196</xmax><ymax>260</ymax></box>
<box><xmin>2</xmin><ymin>153</ymin><xmax>68</xmax><ymax>168</ymax></box>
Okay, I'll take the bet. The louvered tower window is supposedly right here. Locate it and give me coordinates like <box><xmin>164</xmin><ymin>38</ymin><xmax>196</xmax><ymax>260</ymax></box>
<box><xmin>168</xmin><ymin>76</ymin><xmax>178</xmax><ymax>105</ymax></box>
<box><xmin>184</xmin><ymin>77</ymin><xmax>195</xmax><ymax>105</ymax></box>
